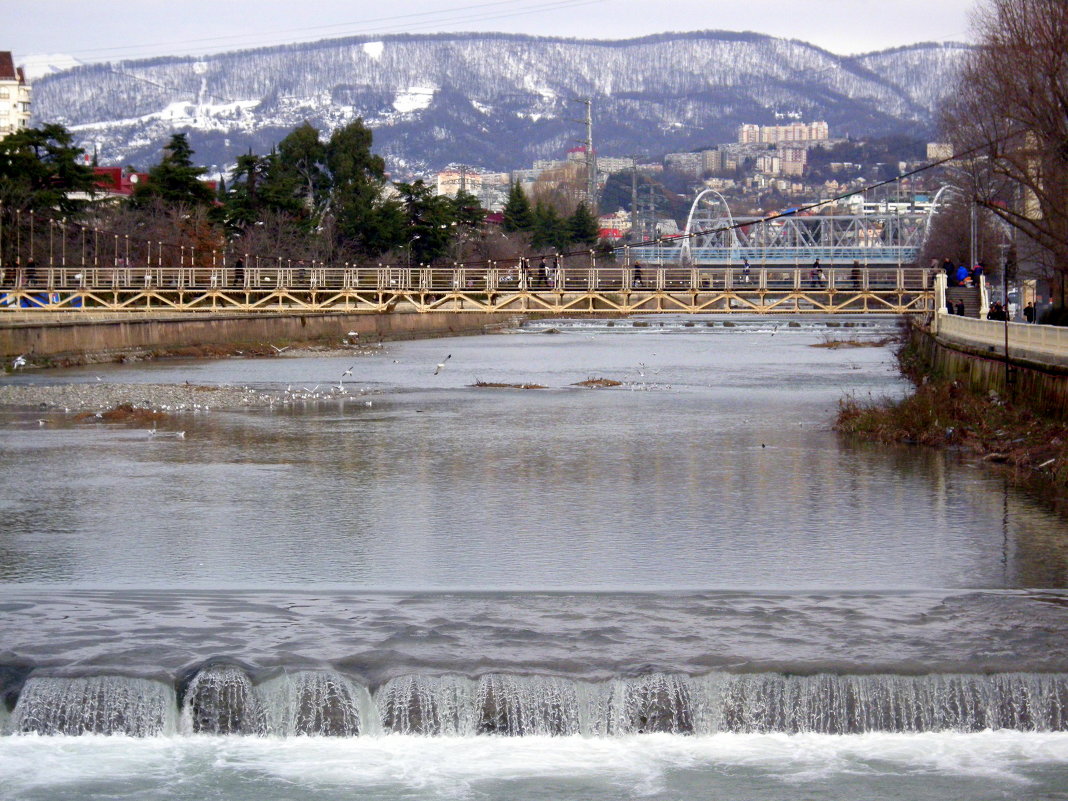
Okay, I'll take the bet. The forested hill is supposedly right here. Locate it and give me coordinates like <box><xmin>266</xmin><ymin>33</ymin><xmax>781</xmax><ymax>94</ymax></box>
<box><xmin>31</xmin><ymin>32</ymin><xmax>970</xmax><ymax>174</ymax></box>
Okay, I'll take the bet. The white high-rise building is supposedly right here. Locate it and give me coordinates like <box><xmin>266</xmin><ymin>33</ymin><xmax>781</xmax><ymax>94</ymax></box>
<box><xmin>0</xmin><ymin>52</ymin><xmax>31</xmax><ymax>139</ymax></box>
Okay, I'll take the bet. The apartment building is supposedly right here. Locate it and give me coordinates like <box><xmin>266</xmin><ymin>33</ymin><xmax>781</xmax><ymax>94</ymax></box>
<box><xmin>738</xmin><ymin>121</ymin><xmax>829</xmax><ymax>145</ymax></box>
<box><xmin>435</xmin><ymin>168</ymin><xmax>483</xmax><ymax>197</ymax></box>
<box><xmin>0</xmin><ymin>51</ymin><xmax>31</xmax><ymax>139</ymax></box>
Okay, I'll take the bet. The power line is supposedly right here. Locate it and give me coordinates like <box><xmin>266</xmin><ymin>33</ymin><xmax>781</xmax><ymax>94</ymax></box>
<box><xmin>53</xmin><ymin>0</ymin><xmax>605</xmax><ymax>62</ymax></box>
<box><xmin>610</xmin><ymin>129</ymin><xmax>1021</xmax><ymax>256</ymax></box>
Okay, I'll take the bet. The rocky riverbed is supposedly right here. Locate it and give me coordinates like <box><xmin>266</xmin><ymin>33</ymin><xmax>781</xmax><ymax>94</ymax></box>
<box><xmin>0</xmin><ymin>382</ymin><xmax>282</xmax><ymax>413</ymax></box>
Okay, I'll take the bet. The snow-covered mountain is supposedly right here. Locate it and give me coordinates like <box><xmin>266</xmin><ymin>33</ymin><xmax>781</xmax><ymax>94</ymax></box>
<box><xmin>17</xmin><ymin>53</ymin><xmax>83</xmax><ymax>82</ymax></box>
<box><xmin>28</xmin><ymin>32</ymin><xmax>968</xmax><ymax>175</ymax></box>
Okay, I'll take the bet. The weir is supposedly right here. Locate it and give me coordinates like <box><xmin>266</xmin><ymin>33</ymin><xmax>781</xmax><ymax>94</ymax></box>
<box><xmin>7</xmin><ymin>669</ymin><xmax>1067</xmax><ymax>737</ymax></box>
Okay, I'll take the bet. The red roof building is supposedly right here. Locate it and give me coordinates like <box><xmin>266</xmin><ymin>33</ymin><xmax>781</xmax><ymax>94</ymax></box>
<box><xmin>0</xmin><ymin>51</ymin><xmax>31</xmax><ymax>139</ymax></box>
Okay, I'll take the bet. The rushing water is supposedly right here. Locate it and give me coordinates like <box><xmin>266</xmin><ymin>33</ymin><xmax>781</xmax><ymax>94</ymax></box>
<box><xmin>1</xmin><ymin>315</ymin><xmax>1067</xmax><ymax>800</ymax></box>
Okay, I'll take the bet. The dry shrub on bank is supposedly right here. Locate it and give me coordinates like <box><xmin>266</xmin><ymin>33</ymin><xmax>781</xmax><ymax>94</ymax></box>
<box><xmin>837</xmin><ymin>379</ymin><xmax>1068</xmax><ymax>485</ymax></box>
<box><xmin>572</xmin><ymin>378</ymin><xmax>623</xmax><ymax>388</ymax></box>
<box><xmin>811</xmin><ymin>336</ymin><xmax>898</xmax><ymax>349</ymax></box>
<box><xmin>73</xmin><ymin>403</ymin><xmax>169</xmax><ymax>425</ymax></box>
<box><xmin>472</xmin><ymin>381</ymin><xmax>547</xmax><ymax>389</ymax></box>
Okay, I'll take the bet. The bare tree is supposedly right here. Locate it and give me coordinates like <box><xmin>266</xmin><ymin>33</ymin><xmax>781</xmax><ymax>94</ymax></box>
<box><xmin>939</xmin><ymin>0</ymin><xmax>1068</xmax><ymax>306</ymax></box>
<box><xmin>921</xmin><ymin>193</ymin><xmax>1007</xmax><ymax>276</ymax></box>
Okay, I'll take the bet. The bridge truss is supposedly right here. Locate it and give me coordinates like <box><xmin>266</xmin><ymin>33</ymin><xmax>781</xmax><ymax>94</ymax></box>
<box><xmin>1</xmin><ymin>265</ymin><xmax>936</xmax><ymax>315</ymax></box>
<box><xmin>636</xmin><ymin>213</ymin><xmax>927</xmax><ymax>267</ymax></box>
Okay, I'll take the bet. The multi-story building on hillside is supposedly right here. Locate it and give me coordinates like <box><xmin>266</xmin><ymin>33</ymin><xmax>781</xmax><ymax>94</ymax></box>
<box><xmin>0</xmin><ymin>51</ymin><xmax>31</xmax><ymax>139</ymax></box>
<box><xmin>436</xmin><ymin>168</ymin><xmax>484</xmax><ymax>198</ymax></box>
<box><xmin>738</xmin><ymin>121</ymin><xmax>829</xmax><ymax>145</ymax></box>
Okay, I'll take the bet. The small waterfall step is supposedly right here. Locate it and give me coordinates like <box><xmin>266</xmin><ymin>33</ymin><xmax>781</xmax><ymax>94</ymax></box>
<box><xmin>7</xmin><ymin>669</ymin><xmax>1068</xmax><ymax>737</ymax></box>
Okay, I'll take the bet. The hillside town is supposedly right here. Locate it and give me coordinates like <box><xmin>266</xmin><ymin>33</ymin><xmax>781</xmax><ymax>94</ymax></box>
<box><xmin>2</xmin><ymin>49</ymin><xmax>942</xmax><ymax>246</ymax></box>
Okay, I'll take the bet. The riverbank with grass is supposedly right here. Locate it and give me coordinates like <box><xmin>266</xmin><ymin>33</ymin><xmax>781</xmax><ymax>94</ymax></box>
<box><xmin>836</xmin><ymin>336</ymin><xmax>1068</xmax><ymax>490</ymax></box>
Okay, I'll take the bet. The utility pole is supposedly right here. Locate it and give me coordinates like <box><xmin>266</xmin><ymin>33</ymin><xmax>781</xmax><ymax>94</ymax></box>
<box><xmin>630</xmin><ymin>158</ymin><xmax>639</xmax><ymax>243</ymax></box>
<box><xmin>570</xmin><ymin>97</ymin><xmax>597</xmax><ymax>213</ymax></box>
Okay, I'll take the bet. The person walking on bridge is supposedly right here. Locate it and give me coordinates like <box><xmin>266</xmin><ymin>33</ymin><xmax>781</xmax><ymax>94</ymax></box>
<box><xmin>632</xmin><ymin>261</ymin><xmax>644</xmax><ymax>289</ymax></box>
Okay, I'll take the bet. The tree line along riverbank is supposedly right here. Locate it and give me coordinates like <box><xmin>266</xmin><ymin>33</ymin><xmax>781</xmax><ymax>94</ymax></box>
<box><xmin>836</xmin><ymin>328</ymin><xmax>1068</xmax><ymax>495</ymax></box>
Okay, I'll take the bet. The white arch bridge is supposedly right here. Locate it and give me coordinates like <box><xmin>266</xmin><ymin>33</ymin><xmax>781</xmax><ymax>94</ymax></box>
<box><xmin>631</xmin><ymin>211</ymin><xmax>925</xmax><ymax>268</ymax></box>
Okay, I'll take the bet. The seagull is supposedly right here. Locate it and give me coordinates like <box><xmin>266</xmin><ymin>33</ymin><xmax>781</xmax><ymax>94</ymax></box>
<box><xmin>342</xmin><ymin>365</ymin><xmax>354</xmax><ymax>377</ymax></box>
<box><xmin>270</xmin><ymin>344</ymin><xmax>290</xmax><ymax>353</ymax></box>
<box><xmin>12</xmin><ymin>355</ymin><xmax>27</xmax><ymax>369</ymax></box>
<box><xmin>348</xmin><ymin>331</ymin><xmax>359</xmax><ymax>338</ymax></box>
<box><xmin>434</xmin><ymin>354</ymin><xmax>452</xmax><ymax>375</ymax></box>
<box><xmin>149</xmin><ymin>430</ymin><xmax>186</xmax><ymax>439</ymax></box>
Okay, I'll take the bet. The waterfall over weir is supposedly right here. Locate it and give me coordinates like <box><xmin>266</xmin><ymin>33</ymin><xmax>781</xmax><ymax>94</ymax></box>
<box><xmin>7</xmin><ymin>669</ymin><xmax>1068</xmax><ymax>737</ymax></box>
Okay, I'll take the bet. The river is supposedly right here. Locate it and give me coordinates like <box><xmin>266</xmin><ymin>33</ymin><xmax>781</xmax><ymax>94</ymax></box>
<box><xmin>1</xmin><ymin>315</ymin><xmax>1067</xmax><ymax>800</ymax></box>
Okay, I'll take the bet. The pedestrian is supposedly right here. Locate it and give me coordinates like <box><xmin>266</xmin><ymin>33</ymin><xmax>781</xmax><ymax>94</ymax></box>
<box><xmin>632</xmin><ymin>261</ymin><xmax>644</xmax><ymax>288</ymax></box>
<box><xmin>942</xmin><ymin>257</ymin><xmax>955</xmax><ymax>285</ymax></box>
<box><xmin>955</xmin><ymin>264</ymin><xmax>969</xmax><ymax>287</ymax></box>
<box><xmin>851</xmin><ymin>260</ymin><xmax>862</xmax><ymax>288</ymax></box>
<box><xmin>538</xmin><ymin>257</ymin><xmax>548</xmax><ymax>288</ymax></box>
<box><xmin>955</xmin><ymin>299</ymin><xmax>965</xmax><ymax>316</ymax></box>
<box><xmin>1024</xmin><ymin>301</ymin><xmax>1036</xmax><ymax>323</ymax></box>
<box><xmin>971</xmin><ymin>262</ymin><xmax>984</xmax><ymax>285</ymax></box>
<box><xmin>24</xmin><ymin>258</ymin><xmax>37</xmax><ymax>287</ymax></box>
<box><xmin>232</xmin><ymin>258</ymin><xmax>245</xmax><ymax>288</ymax></box>
<box><xmin>742</xmin><ymin>258</ymin><xmax>751</xmax><ymax>284</ymax></box>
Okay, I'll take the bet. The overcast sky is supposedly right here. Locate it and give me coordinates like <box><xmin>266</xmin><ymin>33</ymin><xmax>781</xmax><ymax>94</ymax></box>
<box><xmin>6</xmin><ymin>0</ymin><xmax>976</xmax><ymax>65</ymax></box>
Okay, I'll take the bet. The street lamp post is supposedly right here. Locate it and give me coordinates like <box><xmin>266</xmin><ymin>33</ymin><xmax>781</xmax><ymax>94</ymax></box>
<box><xmin>406</xmin><ymin>235</ymin><xmax>420</xmax><ymax>269</ymax></box>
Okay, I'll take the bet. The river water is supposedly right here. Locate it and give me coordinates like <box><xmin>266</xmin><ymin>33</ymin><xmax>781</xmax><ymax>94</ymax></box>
<box><xmin>1</xmin><ymin>315</ymin><xmax>1067</xmax><ymax>800</ymax></box>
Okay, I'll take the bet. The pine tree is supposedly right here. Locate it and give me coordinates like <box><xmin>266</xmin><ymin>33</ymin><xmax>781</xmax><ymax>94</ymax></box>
<box><xmin>568</xmin><ymin>201</ymin><xmax>600</xmax><ymax>247</ymax></box>
<box><xmin>531</xmin><ymin>200</ymin><xmax>568</xmax><ymax>250</ymax></box>
<box><xmin>326</xmin><ymin>119</ymin><xmax>398</xmax><ymax>255</ymax></box>
<box><xmin>502</xmin><ymin>180</ymin><xmax>533</xmax><ymax>232</ymax></box>
<box><xmin>0</xmin><ymin>123</ymin><xmax>97</xmax><ymax>215</ymax></box>
<box><xmin>130</xmin><ymin>133</ymin><xmax>215</xmax><ymax>208</ymax></box>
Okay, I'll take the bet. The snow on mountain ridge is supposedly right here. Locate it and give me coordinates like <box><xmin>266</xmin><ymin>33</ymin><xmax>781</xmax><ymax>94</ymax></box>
<box><xmin>28</xmin><ymin>32</ymin><xmax>968</xmax><ymax>174</ymax></box>
<box><xmin>17</xmin><ymin>53</ymin><xmax>83</xmax><ymax>81</ymax></box>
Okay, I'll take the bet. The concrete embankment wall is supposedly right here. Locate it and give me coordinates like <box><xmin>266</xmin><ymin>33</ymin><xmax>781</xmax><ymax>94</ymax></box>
<box><xmin>913</xmin><ymin>320</ymin><xmax>1068</xmax><ymax>419</ymax></box>
<box><xmin>0</xmin><ymin>311</ymin><xmax>520</xmax><ymax>363</ymax></box>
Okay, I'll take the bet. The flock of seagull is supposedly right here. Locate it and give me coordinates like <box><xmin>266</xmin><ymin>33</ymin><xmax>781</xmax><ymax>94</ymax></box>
<box><xmin>13</xmin><ymin>337</ymin><xmax>683</xmax><ymax>443</ymax></box>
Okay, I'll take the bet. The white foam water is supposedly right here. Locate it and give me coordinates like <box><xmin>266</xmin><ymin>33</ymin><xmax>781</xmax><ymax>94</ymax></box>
<box><xmin>1</xmin><ymin>732</ymin><xmax>1066</xmax><ymax>801</ymax></box>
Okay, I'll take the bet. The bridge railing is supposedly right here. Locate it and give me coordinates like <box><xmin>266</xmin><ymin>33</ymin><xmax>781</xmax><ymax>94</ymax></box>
<box><xmin>0</xmin><ymin>265</ymin><xmax>934</xmax><ymax>292</ymax></box>
<box><xmin>0</xmin><ymin>265</ymin><xmax>935</xmax><ymax>312</ymax></box>
<box><xmin>628</xmin><ymin>245</ymin><xmax>919</xmax><ymax>266</ymax></box>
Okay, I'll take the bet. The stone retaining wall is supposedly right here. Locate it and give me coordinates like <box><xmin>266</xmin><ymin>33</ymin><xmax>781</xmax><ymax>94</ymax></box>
<box><xmin>0</xmin><ymin>311</ymin><xmax>520</xmax><ymax>362</ymax></box>
<box><xmin>914</xmin><ymin>322</ymin><xmax>1068</xmax><ymax>419</ymax></box>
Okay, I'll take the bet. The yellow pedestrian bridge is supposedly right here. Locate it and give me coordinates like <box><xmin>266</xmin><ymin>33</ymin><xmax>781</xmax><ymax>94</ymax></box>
<box><xmin>1</xmin><ymin>265</ymin><xmax>936</xmax><ymax>315</ymax></box>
